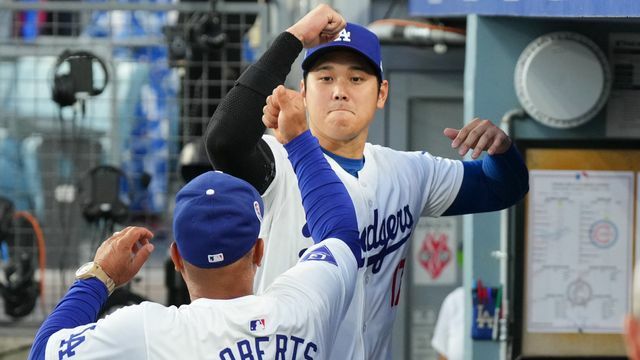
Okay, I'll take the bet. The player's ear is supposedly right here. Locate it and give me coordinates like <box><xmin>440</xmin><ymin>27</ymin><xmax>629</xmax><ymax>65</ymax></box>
<box><xmin>170</xmin><ymin>242</ymin><xmax>184</xmax><ymax>272</ymax></box>
<box><xmin>377</xmin><ymin>80</ymin><xmax>389</xmax><ymax>109</ymax></box>
<box><xmin>253</xmin><ymin>238</ymin><xmax>264</xmax><ymax>267</ymax></box>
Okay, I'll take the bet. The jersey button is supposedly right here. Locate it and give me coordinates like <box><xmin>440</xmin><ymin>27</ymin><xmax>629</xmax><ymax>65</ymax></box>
<box><xmin>363</xmin><ymin>324</ymin><xmax>367</xmax><ymax>332</ymax></box>
<box><xmin>365</xmin><ymin>274</ymin><xmax>371</xmax><ymax>284</ymax></box>
<box><xmin>368</xmin><ymin>200</ymin><xmax>373</xmax><ymax>207</ymax></box>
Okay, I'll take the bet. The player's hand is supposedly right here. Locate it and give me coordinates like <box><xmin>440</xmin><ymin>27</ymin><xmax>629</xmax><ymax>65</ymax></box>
<box><xmin>93</xmin><ymin>226</ymin><xmax>155</xmax><ymax>287</ymax></box>
<box><xmin>286</xmin><ymin>4</ymin><xmax>346</xmax><ymax>48</ymax></box>
<box><xmin>626</xmin><ymin>316</ymin><xmax>640</xmax><ymax>360</ymax></box>
<box><xmin>262</xmin><ymin>85</ymin><xmax>307</xmax><ymax>144</ymax></box>
<box><xmin>444</xmin><ymin>118</ymin><xmax>511</xmax><ymax>159</ymax></box>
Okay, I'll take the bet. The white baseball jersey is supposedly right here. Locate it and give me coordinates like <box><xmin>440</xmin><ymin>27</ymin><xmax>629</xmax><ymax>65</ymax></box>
<box><xmin>44</xmin><ymin>239</ymin><xmax>357</xmax><ymax>360</ymax></box>
<box><xmin>256</xmin><ymin>135</ymin><xmax>464</xmax><ymax>360</ymax></box>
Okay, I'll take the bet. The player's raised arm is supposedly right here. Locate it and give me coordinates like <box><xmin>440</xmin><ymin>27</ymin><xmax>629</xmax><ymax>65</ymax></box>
<box><xmin>264</xmin><ymin>85</ymin><xmax>361</xmax><ymax>264</ymax></box>
<box><xmin>441</xmin><ymin>118</ymin><xmax>529</xmax><ymax>216</ymax></box>
<box><xmin>28</xmin><ymin>227</ymin><xmax>154</xmax><ymax>360</ymax></box>
<box><xmin>204</xmin><ymin>4</ymin><xmax>345</xmax><ymax>194</ymax></box>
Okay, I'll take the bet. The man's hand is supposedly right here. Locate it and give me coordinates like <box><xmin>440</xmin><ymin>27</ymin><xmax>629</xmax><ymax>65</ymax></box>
<box><xmin>93</xmin><ymin>226</ymin><xmax>154</xmax><ymax>287</ymax></box>
<box><xmin>444</xmin><ymin>118</ymin><xmax>512</xmax><ymax>159</ymax></box>
<box><xmin>262</xmin><ymin>85</ymin><xmax>308</xmax><ymax>144</ymax></box>
<box><xmin>626</xmin><ymin>316</ymin><xmax>640</xmax><ymax>360</ymax></box>
<box><xmin>286</xmin><ymin>4</ymin><xmax>346</xmax><ymax>48</ymax></box>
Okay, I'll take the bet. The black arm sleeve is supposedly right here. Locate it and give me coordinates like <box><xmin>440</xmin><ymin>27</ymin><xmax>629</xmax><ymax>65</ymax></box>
<box><xmin>204</xmin><ymin>32</ymin><xmax>303</xmax><ymax>194</ymax></box>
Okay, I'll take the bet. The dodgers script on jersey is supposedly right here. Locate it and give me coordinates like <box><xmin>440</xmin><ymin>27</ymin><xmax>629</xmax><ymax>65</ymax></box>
<box><xmin>44</xmin><ymin>239</ymin><xmax>356</xmax><ymax>360</ymax></box>
<box><xmin>257</xmin><ymin>135</ymin><xmax>463</xmax><ymax>359</ymax></box>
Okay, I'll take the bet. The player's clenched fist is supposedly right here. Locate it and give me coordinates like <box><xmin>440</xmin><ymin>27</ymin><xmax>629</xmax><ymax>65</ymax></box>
<box><xmin>262</xmin><ymin>85</ymin><xmax>307</xmax><ymax>144</ymax></box>
<box><xmin>286</xmin><ymin>4</ymin><xmax>346</xmax><ymax>48</ymax></box>
<box><xmin>444</xmin><ymin>118</ymin><xmax>512</xmax><ymax>159</ymax></box>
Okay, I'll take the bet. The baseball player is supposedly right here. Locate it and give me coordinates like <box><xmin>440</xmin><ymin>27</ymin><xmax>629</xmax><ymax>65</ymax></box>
<box><xmin>28</xmin><ymin>91</ymin><xmax>361</xmax><ymax>360</ymax></box>
<box><xmin>205</xmin><ymin>4</ymin><xmax>529</xmax><ymax>359</ymax></box>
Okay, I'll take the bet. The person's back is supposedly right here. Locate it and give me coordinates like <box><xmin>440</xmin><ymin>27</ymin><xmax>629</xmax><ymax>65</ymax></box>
<box><xmin>144</xmin><ymin>295</ymin><xmax>323</xmax><ymax>358</ymax></box>
<box><xmin>66</xmin><ymin>244</ymin><xmax>353</xmax><ymax>359</ymax></box>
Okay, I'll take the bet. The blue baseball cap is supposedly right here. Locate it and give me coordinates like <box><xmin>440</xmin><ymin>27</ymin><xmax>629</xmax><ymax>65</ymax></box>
<box><xmin>173</xmin><ymin>171</ymin><xmax>263</xmax><ymax>269</ymax></box>
<box><xmin>302</xmin><ymin>22</ymin><xmax>383</xmax><ymax>79</ymax></box>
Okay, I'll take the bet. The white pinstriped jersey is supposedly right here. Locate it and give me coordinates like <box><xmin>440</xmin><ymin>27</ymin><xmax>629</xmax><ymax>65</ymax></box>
<box><xmin>45</xmin><ymin>239</ymin><xmax>357</xmax><ymax>360</ymax></box>
<box><xmin>256</xmin><ymin>135</ymin><xmax>464</xmax><ymax>360</ymax></box>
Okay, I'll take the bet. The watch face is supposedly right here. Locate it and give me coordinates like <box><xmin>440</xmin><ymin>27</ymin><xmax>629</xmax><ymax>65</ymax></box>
<box><xmin>76</xmin><ymin>262</ymin><xmax>95</xmax><ymax>277</ymax></box>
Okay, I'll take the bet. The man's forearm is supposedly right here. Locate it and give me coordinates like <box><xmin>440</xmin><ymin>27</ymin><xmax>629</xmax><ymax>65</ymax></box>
<box><xmin>444</xmin><ymin>143</ymin><xmax>529</xmax><ymax>216</ymax></box>
<box><xmin>284</xmin><ymin>131</ymin><xmax>362</xmax><ymax>267</ymax></box>
<box><xmin>204</xmin><ymin>32</ymin><xmax>303</xmax><ymax>193</ymax></box>
<box><xmin>29</xmin><ymin>279</ymin><xmax>108</xmax><ymax>360</ymax></box>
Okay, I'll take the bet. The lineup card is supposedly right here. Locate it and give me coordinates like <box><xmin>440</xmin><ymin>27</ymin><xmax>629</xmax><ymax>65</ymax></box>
<box><xmin>526</xmin><ymin>170</ymin><xmax>634</xmax><ymax>333</ymax></box>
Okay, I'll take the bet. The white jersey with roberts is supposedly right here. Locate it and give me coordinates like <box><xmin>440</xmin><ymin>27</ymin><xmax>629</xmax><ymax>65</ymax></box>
<box><xmin>256</xmin><ymin>135</ymin><xmax>464</xmax><ymax>360</ymax></box>
<box><xmin>45</xmin><ymin>239</ymin><xmax>357</xmax><ymax>360</ymax></box>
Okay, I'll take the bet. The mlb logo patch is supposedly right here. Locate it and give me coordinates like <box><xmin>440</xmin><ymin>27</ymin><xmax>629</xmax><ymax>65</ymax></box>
<box><xmin>301</xmin><ymin>245</ymin><xmax>337</xmax><ymax>266</ymax></box>
<box><xmin>250</xmin><ymin>319</ymin><xmax>266</xmax><ymax>331</ymax></box>
<box><xmin>208</xmin><ymin>253</ymin><xmax>224</xmax><ymax>263</ymax></box>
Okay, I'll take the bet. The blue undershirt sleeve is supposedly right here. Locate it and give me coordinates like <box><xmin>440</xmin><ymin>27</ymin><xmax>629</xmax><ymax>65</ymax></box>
<box><xmin>284</xmin><ymin>130</ymin><xmax>363</xmax><ymax>267</ymax></box>
<box><xmin>443</xmin><ymin>142</ymin><xmax>529</xmax><ymax>216</ymax></box>
<box><xmin>28</xmin><ymin>278</ymin><xmax>108</xmax><ymax>360</ymax></box>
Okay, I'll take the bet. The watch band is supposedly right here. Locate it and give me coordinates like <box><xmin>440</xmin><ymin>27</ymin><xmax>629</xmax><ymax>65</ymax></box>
<box><xmin>76</xmin><ymin>262</ymin><xmax>116</xmax><ymax>295</ymax></box>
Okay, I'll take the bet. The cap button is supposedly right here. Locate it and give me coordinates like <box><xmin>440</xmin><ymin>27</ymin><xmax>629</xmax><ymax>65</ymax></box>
<box><xmin>206</xmin><ymin>189</ymin><xmax>215</xmax><ymax>196</ymax></box>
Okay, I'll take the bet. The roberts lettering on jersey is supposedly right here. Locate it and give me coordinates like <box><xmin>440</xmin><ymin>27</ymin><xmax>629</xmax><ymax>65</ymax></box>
<box><xmin>219</xmin><ymin>334</ymin><xmax>317</xmax><ymax>360</ymax></box>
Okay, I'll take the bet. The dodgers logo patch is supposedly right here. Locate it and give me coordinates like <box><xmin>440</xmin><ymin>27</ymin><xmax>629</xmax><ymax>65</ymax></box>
<box><xmin>301</xmin><ymin>245</ymin><xmax>337</xmax><ymax>266</ymax></box>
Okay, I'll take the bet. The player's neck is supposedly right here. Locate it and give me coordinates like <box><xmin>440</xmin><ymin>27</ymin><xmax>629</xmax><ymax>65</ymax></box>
<box><xmin>189</xmin><ymin>285</ymin><xmax>253</xmax><ymax>301</ymax></box>
<box><xmin>184</xmin><ymin>267</ymin><xmax>255</xmax><ymax>301</ymax></box>
<box><xmin>312</xmin><ymin>130</ymin><xmax>366</xmax><ymax>159</ymax></box>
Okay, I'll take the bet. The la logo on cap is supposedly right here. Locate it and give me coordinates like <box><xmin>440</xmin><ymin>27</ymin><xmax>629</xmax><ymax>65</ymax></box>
<box><xmin>334</xmin><ymin>29</ymin><xmax>351</xmax><ymax>42</ymax></box>
<box><xmin>208</xmin><ymin>253</ymin><xmax>224</xmax><ymax>263</ymax></box>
